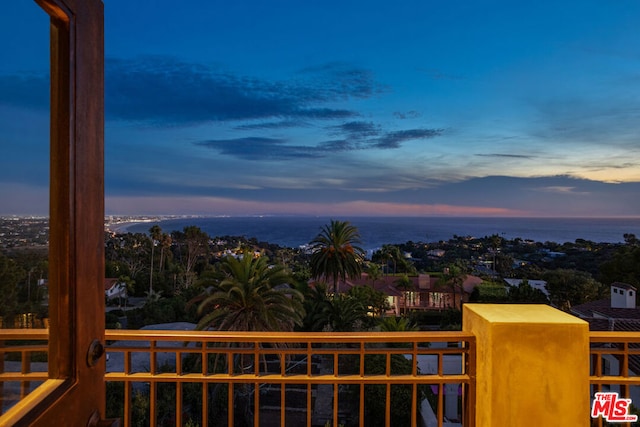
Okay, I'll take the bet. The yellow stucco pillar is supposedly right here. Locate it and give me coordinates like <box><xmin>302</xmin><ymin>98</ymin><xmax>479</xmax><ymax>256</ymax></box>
<box><xmin>463</xmin><ymin>304</ymin><xmax>590</xmax><ymax>427</ymax></box>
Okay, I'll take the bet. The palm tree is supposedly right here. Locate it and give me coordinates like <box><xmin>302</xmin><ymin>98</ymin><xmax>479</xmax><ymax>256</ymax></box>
<box><xmin>373</xmin><ymin>245</ymin><xmax>394</xmax><ymax>275</ymax></box>
<box><xmin>319</xmin><ymin>293</ymin><xmax>368</xmax><ymax>332</ymax></box>
<box><xmin>394</xmin><ymin>274</ymin><xmax>414</xmax><ymax>315</ymax></box>
<box><xmin>194</xmin><ymin>254</ymin><xmax>304</xmax><ymax>425</ymax></box>
<box><xmin>195</xmin><ymin>253</ymin><xmax>304</xmax><ymax>332</ymax></box>
<box><xmin>149</xmin><ymin>225</ymin><xmax>162</xmax><ymax>294</ymax></box>
<box><xmin>379</xmin><ymin>316</ymin><xmax>419</xmax><ymax>332</ymax></box>
<box><xmin>439</xmin><ymin>264</ymin><xmax>466</xmax><ymax>309</ymax></box>
<box><xmin>158</xmin><ymin>232</ymin><xmax>172</xmax><ymax>272</ymax></box>
<box><xmin>309</xmin><ymin>220</ymin><xmax>365</xmax><ymax>293</ymax></box>
<box><xmin>298</xmin><ymin>282</ymin><xmax>333</xmax><ymax>332</ymax></box>
<box><xmin>378</xmin><ymin>317</ymin><xmax>420</xmax><ymax>350</ymax></box>
<box><xmin>366</xmin><ymin>263</ymin><xmax>382</xmax><ymax>287</ymax></box>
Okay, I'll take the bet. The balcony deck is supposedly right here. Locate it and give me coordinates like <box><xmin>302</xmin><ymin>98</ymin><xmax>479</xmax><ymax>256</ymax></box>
<box><xmin>1</xmin><ymin>329</ymin><xmax>474</xmax><ymax>426</ymax></box>
<box><xmin>2</xmin><ymin>306</ymin><xmax>640</xmax><ymax>426</ymax></box>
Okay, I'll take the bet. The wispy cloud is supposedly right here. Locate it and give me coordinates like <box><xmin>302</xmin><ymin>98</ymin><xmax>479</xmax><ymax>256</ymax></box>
<box><xmin>328</xmin><ymin>121</ymin><xmax>381</xmax><ymax>139</ymax></box>
<box><xmin>195</xmin><ymin>137</ymin><xmax>322</xmax><ymax>160</ymax></box>
<box><xmin>534</xmin><ymin>186</ymin><xmax>589</xmax><ymax>195</ymax></box>
<box><xmin>475</xmin><ymin>153</ymin><xmax>536</xmax><ymax>159</ymax></box>
<box><xmin>234</xmin><ymin>120</ymin><xmax>306</xmax><ymax>130</ymax></box>
<box><xmin>582</xmin><ymin>160</ymin><xmax>640</xmax><ymax>171</ymax></box>
<box><xmin>393</xmin><ymin>111</ymin><xmax>421</xmax><ymax>120</ymax></box>
<box><xmin>296</xmin><ymin>62</ymin><xmax>387</xmax><ymax>100</ymax></box>
<box><xmin>105</xmin><ymin>57</ymin><xmax>383</xmax><ymax>126</ymax></box>
<box><xmin>196</xmin><ymin>126</ymin><xmax>444</xmax><ymax>160</ymax></box>
<box><xmin>373</xmin><ymin>128</ymin><xmax>443</xmax><ymax>149</ymax></box>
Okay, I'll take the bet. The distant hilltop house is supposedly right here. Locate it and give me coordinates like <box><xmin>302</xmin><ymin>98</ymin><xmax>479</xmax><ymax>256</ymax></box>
<box><xmin>104</xmin><ymin>278</ymin><xmax>127</xmax><ymax>301</ymax></box>
<box><xmin>321</xmin><ymin>273</ymin><xmax>482</xmax><ymax>315</ymax></box>
<box><xmin>541</xmin><ymin>249</ymin><xmax>566</xmax><ymax>262</ymax></box>
<box><xmin>571</xmin><ymin>282</ymin><xmax>640</xmax><ymax>331</ymax></box>
<box><xmin>426</xmin><ymin>249</ymin><xmax>446</xmax><ymax>258</ymax></box>
<box><xmin>571</xmin><ymin>282</ymin><xmax>640</xmax><ymax>408</ymax></box>
<box><xmin>503</xmin><ymin>278</ymin><xmax>550</xmax><ymax>298</ymax></box>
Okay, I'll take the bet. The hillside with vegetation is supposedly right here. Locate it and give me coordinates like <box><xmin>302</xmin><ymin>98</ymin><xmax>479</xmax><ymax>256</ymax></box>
<box><xmin>1</xmin><ymin>217</ymin><xmax>639</xmax><ymax>331</ymax></box>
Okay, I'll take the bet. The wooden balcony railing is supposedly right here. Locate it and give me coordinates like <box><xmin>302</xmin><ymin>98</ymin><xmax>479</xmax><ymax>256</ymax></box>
<box><xmin>589</xmin><ymin>332</ymin><xmax>640</xmax><ymax>427</ymax></box>
<box><xmin>8</xmin><ymin>318</ymin><xmax>640</xmax><ymax>426</ymax></box>
<box><xmin>104</xmin><ymin>330</ymin><xmax>476</xmax><ymax>427</ymax></box>
<box><xmin>0</xmin><ymin>329</ymin><xmax>48</xmax><ymax>414</ymax></box>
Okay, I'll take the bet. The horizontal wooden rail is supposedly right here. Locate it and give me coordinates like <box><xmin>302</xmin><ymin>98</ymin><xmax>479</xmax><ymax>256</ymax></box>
<box><xmin>0</xmin><ymin>329</ymin><xmax>49</xmax><ymax>416</ymax></box>
<box><xmin>0</xmin><ymin>329</ymin><xmax>475</xmax><ymax>426</ymax></box>
<box><xmin>589</xmin><ymin>332</ymin><xmax>640</xmax><ymax>427</ymax></box>
<box><xmin>104</xmin><ymin>330</ymin><xmax>476</xmax><ymax>427</ymax></box>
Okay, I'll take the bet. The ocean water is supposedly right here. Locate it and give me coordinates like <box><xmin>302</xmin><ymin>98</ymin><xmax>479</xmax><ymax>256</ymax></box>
<box><xmin>124</xmin><ymin>216</ymin><xmax>640</xmax><ymax>251</ymax></box>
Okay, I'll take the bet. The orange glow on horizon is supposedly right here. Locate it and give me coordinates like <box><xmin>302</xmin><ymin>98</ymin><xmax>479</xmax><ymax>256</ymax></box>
<box><xmin>106</xmin><ymin>195</ymin><xmax>527</xmax><ymax>217</ymax></box>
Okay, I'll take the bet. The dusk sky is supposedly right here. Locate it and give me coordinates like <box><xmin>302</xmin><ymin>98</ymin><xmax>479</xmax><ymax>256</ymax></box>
<box><xmin>2</xmin><ymin>0</ymin><xmax>640</xmax><ymax>217</ymax></box>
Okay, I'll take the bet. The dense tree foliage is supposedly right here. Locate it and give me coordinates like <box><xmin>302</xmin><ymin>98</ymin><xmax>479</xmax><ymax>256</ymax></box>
<box><xmin>469</xmin><ymin>281</ymin><xmax>507</xmax><ymax>303</ymax></box>
<box><xmin>172</xmin><ymin>226</ymin><xmax>210</xmax><ymax>288</ymax></box>
<box><xmin>543</xmin><ymin>269</ymin><xmax>605</xmax><ymax>310</ymax></box>
<box><xmin>7</xmin><ymin>219</ymin><xmax>640</xmax><ymax>336</ymax></box>
<box><xmin>372</xmin><ymin>244</ymin><xmax>415</xmax><ymax>275</ymax></box>
<box><xmin>0</xmin><ymin>254</ymin><xmax>25</xmax><ymax>320</ymax></box>
<box><xmin>506</xmin><ymin>280</ymin><xmax>549</xmax><ymax>304</ymax></box>
<box><xmin>296</xmin><ymin>281</ymin><xmax>388</xmax><ymax>332</ymax></box>
<box><xmin>347</xmin><ymin>284</ymin><xmax>390</xmax><ymax>318</ymax></box>
<box><xmin>599</xmin><ymin>242</ymin><xmax>640</xmax><ymax>287</ymax></box>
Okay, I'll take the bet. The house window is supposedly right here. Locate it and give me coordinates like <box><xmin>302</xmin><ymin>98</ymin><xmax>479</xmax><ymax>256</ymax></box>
<box><xmin>406</xmin><ymin>291</ymin><xmax>418</xmax><ymax>305</ymax></box>
<box><xmin>431</xmin><ymin>292</ymin><xmax>446</xmax><ymax>308</ymax></box>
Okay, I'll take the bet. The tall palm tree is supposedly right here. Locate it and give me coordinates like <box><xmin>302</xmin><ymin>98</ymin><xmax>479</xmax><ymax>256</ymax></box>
<box><xmin>158</xmin><ymin>232</ymin><xmax>172</xmax><ymax>271</ymax></box>
<box><xmin>394</xmin><ymin>274</ymin><xmax>414</xmax><ymax>315</ymax></box>
<box><xmin>309</xmin><ymin>220</ymin><xmax>365</xmax><ymax>293</ymax></box>
<box><xmin>194</xmin><ymin>254</ymin><xmax>304</xmax><ymax>425</ymax></box>
<box><xmin>366</xmin><ymin>263</ymin><xmax>382</xmax><ymax>287</ymax></box>
<box><xmin>439</xmin><ymin>264</ymin><xmax>466</xmax><ymax>310</ymax></box>
<box><xmin>195</xmin><ymin>253</ymin><xmax>304</xmax><ymax>332</ymax></box>
<box><xmin>149</xmin><ymin>225</ymin><xmax>162</xmax><ymax>294</ymax></box>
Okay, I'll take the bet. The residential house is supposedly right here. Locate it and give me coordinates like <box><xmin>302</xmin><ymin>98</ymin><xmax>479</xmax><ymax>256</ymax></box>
<box><xmin>104</xmin><ymin>278</ymin><xmax>127</xmax><ymax>302</ymax></box>
<box><xmin>571</xmin><ymin>282</ymin><xmax>640</xmax><ymax>404</ymax></box>
<box><xmin>326</xmin><ymin>273</ymin><xmax>482</xmax><ymax>315</ymax></box>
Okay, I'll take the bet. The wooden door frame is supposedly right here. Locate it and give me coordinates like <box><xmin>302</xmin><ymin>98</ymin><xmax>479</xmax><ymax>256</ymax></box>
<box><xmin>0</xmin><ymin>0</ymin><xmax>105</xmax><ymax>425</ymax></box>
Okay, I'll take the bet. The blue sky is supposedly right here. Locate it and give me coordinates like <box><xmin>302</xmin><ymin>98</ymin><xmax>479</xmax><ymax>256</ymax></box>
<box><xmin>2</xmin><ymin>0</ymin><xmax>640</xmax><ymax>217</ymax></box>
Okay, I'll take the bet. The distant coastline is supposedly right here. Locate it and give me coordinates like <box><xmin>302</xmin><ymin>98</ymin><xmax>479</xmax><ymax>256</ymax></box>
<box><xmin>105</xmin><ymin>215</ymin><xmax>203</xmax><ymax>234</ymax></box>
<box><xmin>108</xmin><ymin>215</ymin><xmax>640</xmax><ymax>251</ymax></box>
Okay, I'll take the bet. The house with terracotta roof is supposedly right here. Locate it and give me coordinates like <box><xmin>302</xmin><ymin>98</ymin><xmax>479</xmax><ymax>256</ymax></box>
<box><xmin>325</xmin><ymin>273</ymin><xmax>483</xmax><ymax>315</ymax></box>
<box><xmin>571</xmin><ymin>282</ymin><xmax>640</xmax><ymax>405</ymax></box>
<box><xmin>571</xmin><ymin>282</ymin><xmax>640</xmax><ymax>331</ymax></box>
<box><xmin>104</xmin><ymin>278</ymin><xmax>127</xmax><ymax>302</ymax></box>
